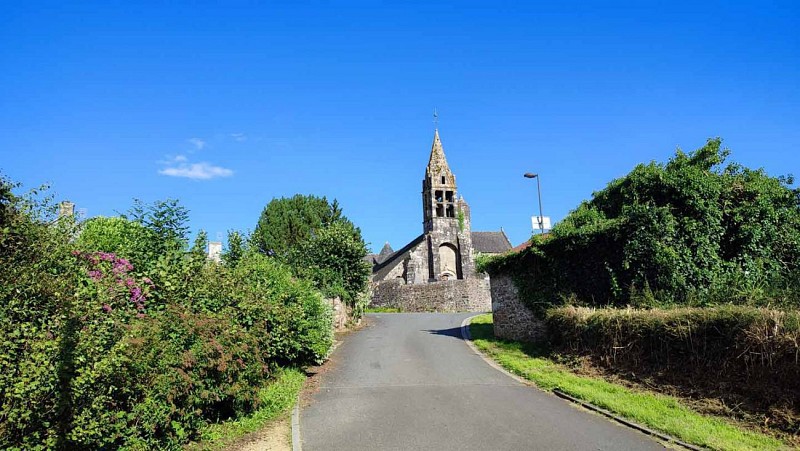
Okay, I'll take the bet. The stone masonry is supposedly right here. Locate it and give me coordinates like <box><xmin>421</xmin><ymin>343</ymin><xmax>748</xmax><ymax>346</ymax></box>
<box><xmin>489</xmin><ymin>274</ymin><xmax>545</xmax><ymax>342</ymax></box>
<box><xmin>372</xmin><ymin>278</ymin><xmax>491</xmax><ymax>312</ymax></box>
<box><xmin>368</xmin><ymin>129</ymin><xmax>511</xmax><ymax>312</ymax></box>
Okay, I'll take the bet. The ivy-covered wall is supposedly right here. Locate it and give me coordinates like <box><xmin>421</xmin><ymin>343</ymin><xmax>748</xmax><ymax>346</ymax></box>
<box><xmin>481</xmin><ymin>138</ymin><xmax>800</xmax><ymax>315</ymax></box>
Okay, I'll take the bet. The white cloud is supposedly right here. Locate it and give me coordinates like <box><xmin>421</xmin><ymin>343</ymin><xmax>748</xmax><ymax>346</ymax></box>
<box><xmin>173</xmin><ymin>154</ymin><xmax>188</xmax><ymax>162</ymax></box>
<box><xmin>159</xmin><ymin>161</ymin><xmax>233</xmax><ymax>180</ymax></box>
<box><xmin>188</xmin><ymin>138</ymin><xmax>206</xmax><ymax>150</ymax></box>
<box><xmin>230</xmin><ymin>133</ymin><xmax>247</xmax><ymax>142</ymax></box>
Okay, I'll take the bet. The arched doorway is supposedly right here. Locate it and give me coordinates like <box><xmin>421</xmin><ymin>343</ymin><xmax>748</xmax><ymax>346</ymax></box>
<box><xmin>438</xmin><ymin>243</ymin><xmax>461</xmax><ymax>280</ymax></box>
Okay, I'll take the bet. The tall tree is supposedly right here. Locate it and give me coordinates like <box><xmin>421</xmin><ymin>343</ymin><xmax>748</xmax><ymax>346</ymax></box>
<box><xmin>223</xmin><ymin>230</ymin><xmax>246</xmax><ymax>267</ymax></box>
<box><xmin>251</xmin><ymin>194</ymin><xmax>356</xmax><ymax>258</ymax></box>
<box><xmin>125</xmin><ymin>198</ymin><xmax>190</xmax><ymax>255</ymax></box>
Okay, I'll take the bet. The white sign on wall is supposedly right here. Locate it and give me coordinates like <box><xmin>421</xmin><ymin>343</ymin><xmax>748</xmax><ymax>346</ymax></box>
<box><xmin>531</xmin><ymin>216</ymin><xmax>551</xmax><ymax>232</ymax></box>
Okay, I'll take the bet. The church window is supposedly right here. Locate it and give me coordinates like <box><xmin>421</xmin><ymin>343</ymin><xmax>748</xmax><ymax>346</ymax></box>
<box><xmin>446</xmin><ymin>204</ymin><xmax>455</xmax><ymax>218</ymax></box>
<box><xmin>441</xmin><ymin>176</ymin><xmax>446</xmax><ymax>184</ymax></box>
<box><xmin>436</xmin><ymin>204</ymin><xmax>444</xmax><ymax>217</ymax></box>
<box><xmin>445</xmin><ymin>191</ymin><xmax>453</xmax><ymax>202</ymax></box>
<box><xmin>435</xmin><ymin>190</ymin><xmax>443</xmax><ymax>202</ymax></box>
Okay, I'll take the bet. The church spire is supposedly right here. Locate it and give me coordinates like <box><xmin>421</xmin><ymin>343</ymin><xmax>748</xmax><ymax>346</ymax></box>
<box><xmin>426</xmin><ymin>129</ymin><xmax>453</xmax><ymax>179</ymax></box>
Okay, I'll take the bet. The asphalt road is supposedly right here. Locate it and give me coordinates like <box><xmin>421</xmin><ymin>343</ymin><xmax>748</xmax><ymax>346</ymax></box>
<box><xmin>300</xmin><ymin>313</ymin><xmax>665</xmax><ymax>450</ymax></box>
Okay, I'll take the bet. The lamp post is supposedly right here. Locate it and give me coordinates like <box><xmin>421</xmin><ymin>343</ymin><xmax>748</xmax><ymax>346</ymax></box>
<box><xmin>523</xmin><ymin>173</ymin><xmax>544</xmax><ymax>234</ymax></box>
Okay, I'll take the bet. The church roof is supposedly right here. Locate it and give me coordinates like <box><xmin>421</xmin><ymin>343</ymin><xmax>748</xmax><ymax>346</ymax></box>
<box><xmin>371</xmin><ymin>234</ymin><xmax>426</xmax><ymax>280</ymax></box>
<box><xmin>363</xmin><ymin>254</ymin><xmax>379</xmax><ymax>266</ymax></box>
<box><xmin>376</xmin><ymin>242</ymin><xmax>394</xmax><ymax>264</ymax></box>
<box><xmin>426</xmin><ymin>129</ymin><xmax>453</xmax><ymax>177</ymax></box>
<box><xmin>471</xmin><ymin>231</ymin><xmax>513</xmax><ymax>254</ymax></box>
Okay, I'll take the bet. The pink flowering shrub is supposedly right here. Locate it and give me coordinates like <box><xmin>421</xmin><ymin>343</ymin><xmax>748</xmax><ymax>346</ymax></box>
<box><xmin>1</xmin><ymin>184</ymin><xmax>333</xmax><ymax>449</ymax></box>
<box><xmin>72</xmin><ymin>250</ymin><xmax>153</xmax><ymax>315</ymax></box>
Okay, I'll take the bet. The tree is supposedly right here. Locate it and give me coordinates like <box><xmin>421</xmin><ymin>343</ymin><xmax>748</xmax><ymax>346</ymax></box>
<box><xmin>76</xmin><ymin>216</ymin><xmax>154</xmax><ymax>268</ymax></box>
<box><xmin>287</xmin><ymin>221</ymin><xmax>370</xmax><ymax>307</ymax></box>
<box><xmin>222</xmin><ymin>230</ymin><xmax>246</xmax><ymax>267</ymax></box>
<box><xmin>125</xmin><ymin>198</ymin><xmax>190</xmax><ymax>255</ymax></box>
<box><xmin>190</xmin><ymin>229</ymin><xmax>208</xmax><ymax>257</ymax></box>
<box><xmin>251</xmin><ymin>194</ymin><xmax>353</xmax><ymax>258</ymax></box>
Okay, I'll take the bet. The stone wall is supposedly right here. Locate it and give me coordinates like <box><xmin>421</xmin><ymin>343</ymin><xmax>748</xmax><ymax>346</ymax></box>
<box><xmin>371</xmin><ymin>277</ymin><xmax>491</xmax><ymax>312</ymax></box>
<box><xmin>489</xmin><ymin>274</ymin><xmax>545</xmax><ymax>342</ymax></box>
<box><xmin>326</xmin><ymin>296</ymin><xmax>348</xmax><ymax>331</ymax></box>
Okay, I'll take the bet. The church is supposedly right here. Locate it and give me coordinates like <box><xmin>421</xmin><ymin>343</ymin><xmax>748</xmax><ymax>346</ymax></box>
<box><xmin>367</xmin><ymin>129</ymin><xmax>512</xmax><ymax>312</ymax></box>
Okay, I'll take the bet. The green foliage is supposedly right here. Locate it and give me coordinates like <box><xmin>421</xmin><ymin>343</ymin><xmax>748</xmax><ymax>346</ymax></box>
<box><xmin>222</xmin><ymin>229</ymin><xmax>246</xmax><ymax>268</ymax></box>
<box><xmin>190</xmin><ymin>368</ymin><xmax>305</xmax><ymax>450</ymax></box>
<box><xmin>287</xmin><ymin>222</ymin><xmax>370</xmax><ymax>309</ymax></box>
<box><xmin>547</xmin><ymin>306</ymin><xmax>800</xmax><ymax>368</ymax></box>
<box><xmin>125</xmin><ymin>198</ymin><xmax>190</xmax><ymax>255</ymax></box>
<box><xmin>0</xmin><ymin>178</ymin><xmax>333</xmax><ymax>450</ymax></box>
<box><xmin>76</xmin><ymin>216</ymin><xmax>154</xmax><ymax>269</ymax></box>
<box><xmin>252</xmin><ymin>194</ymin><xmax>351</xmax><ymax>258</ymax></box>
<box><xmin>252</xmin><ymin>194</ymin><xmax>370</xmax><ymax>316</ymax></box>
<box><xmin>483</xmin><ymin>139</ymin><xmax>800</xmax><ymax>310</ymax></box>
<box><xmin>545</xmin><ymin>305</ymin><xmax>800</xmax><ymax>435</ymax></box>
<box><xmin>469</xmin><ymin>314</ymin><xmax>787</xmax><ymax>451</ymax></box>
<box><xmin>0</xmin><ymin>176</ymin><xmax>79</xmax><ymax>449</ymax></box>
<box><xmin>102</xmin><ymin>306</ymin><xmax>269</xmax><ymax>449</ymax></box>
<box><xmin>225</xmin><ymin>252</ymin><xmax>333</xmax><ymax>365</ymax></box>
<box><xmin>191</xmin><ymin>229</ymin><xmax>208</xmax><ymax>256</ymax></box>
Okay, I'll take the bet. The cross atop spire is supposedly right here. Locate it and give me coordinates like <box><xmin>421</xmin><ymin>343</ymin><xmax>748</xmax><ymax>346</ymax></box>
<box><xmin>433</xmin><ymin>107</ymin><xmax>439</xmax><ymax>130</ymax></box>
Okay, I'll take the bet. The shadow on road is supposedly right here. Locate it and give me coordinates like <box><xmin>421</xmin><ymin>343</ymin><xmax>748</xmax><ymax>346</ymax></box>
<box><xmin>423</xmin><ymin>327</ymin><xmax>465</xmax><ymax>339</ymax></box>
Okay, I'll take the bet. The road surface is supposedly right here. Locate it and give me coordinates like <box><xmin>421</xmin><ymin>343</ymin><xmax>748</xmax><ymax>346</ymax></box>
<box><xmin>300</xmin><ymin>313</ymin><xmax>664</xmax><ymax>450</ymax></box>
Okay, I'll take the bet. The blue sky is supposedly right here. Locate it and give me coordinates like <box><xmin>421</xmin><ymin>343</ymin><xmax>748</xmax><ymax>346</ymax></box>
<box><xmin>1</xmin><ymin>1</ymin><xmax>798</xmax><ymax>252</ymax></box>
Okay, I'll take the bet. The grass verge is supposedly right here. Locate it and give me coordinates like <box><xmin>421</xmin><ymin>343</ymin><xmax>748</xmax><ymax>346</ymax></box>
<box><xmin>468</xmin><ymin>314</ymin><xmax>787</xmax><ymax>451</ymax></box>
<box><xmin>186</xmin><ymin>368</ymin><xmax>305</xmax><ymax>450</ymax></box>
<box><xmin>365</xmin><ymin>306</ymin><xmax>402</xmax><ymax>313</ymax></box>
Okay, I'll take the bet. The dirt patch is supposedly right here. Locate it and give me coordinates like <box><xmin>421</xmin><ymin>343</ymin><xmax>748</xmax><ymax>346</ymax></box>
<box><xmin>220</xmin><ymin>416</ymin><xmax>290</xmax><ymax>451</ymax></box>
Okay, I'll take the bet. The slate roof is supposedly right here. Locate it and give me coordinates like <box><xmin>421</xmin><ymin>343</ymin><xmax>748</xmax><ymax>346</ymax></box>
<box><xmin>363</xmin><ymin>254</ymin><xmax>379</xmax><ymax>266</ymax></box>
<box><xmin>371</xmin><ymin>234</ymin><xmax>425</xmax><ymax>281</ymax></box>
<box><xmin>376</xmin><ymin>242</ymin><xmax>394</xmax><ymax>264</ymax></box>
<box><xmin>471</xmin><ymin>230</ymin><xmax>513</xmax><ymax>254</ymax></box>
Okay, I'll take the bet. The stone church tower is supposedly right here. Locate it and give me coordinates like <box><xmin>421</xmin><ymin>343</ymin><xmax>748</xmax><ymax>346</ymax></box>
<box><xmin>367</xmin><ymin>128</ymin><xmax>512</xmax><ymax>312</ymax></box>
<box><xmin>419</xmin><ymin>129</ymin><xmax>476</xmax><ymax>282</ymax></box>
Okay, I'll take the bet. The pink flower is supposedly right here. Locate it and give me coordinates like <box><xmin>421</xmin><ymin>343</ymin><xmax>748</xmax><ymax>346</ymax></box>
<box><xmin>88</xmin><ymin>270</ymin><xmax>103</xmax><ymax>280</ymax></box>
<box><xmin>98</xmin><ymin>252</ymin><xmax>115</xmax><ymax>262</ymax></box>
<box><xmin>130</xmin><ymin>287</ymin><xmax>144</xmax><ymax>304</ymax></box>
<box><xmin>102</xmin><ymin>304</ymin><xmax>112</xmax><ymax>313</ymax></box>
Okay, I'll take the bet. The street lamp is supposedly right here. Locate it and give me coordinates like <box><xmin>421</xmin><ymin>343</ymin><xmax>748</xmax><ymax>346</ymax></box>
<box><xmin>523</xmin><ymin>173</ymin><xmax>545</xmax><ymax>234</ymax></box>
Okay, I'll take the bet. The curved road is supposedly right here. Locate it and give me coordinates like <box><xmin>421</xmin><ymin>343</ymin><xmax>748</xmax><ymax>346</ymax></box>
<box><xmin>301</xmin><ymin>313</ymin><xmax>664</xmax><ymax>450</ymax></box>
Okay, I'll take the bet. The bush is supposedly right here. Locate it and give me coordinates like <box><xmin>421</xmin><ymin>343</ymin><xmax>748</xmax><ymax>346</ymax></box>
<box><xmin>0</xmin><ymin>177</ymin><xmax>81</xmax><ymax>449</ymax></box>
<box><xmin>251</xmin><ymin>194</ymin><xmax>370</xmax><ymax>317</ymax></box>
<box><xmin>226</xmin><ymin>252</ymin><xmax>334</xmax><ymax>366</ymax></box>
<box><xmin>482</xmin><ymin>139</ymin><xmax>800</xmax><ymax>310</ymax></box>
<box><xmin>99</xmin><ymin>307</ymin><xmax>269</xmax><ymax>449</ymax></box>
<box><xmin>0</xmin><ymin>177</ymin><xmax>334</xmax><ymax>450</ymax></box>
<box><xmin>76</xmin><ymin>216</ymin><xmax>154</xmax><ymax>271</ymax></box>
<box><xmin>547</xmin><ymin>305</ymin><xmax>800</xmax><ymax>371</ymax></box>
<box><xmin>287</xmin><ymin>222</ymin><xmax>371</xmax><ymax>313</ymax></box>
<box><xmin>545</xmin><ymin>305</ymin><xmax>800</xmax><ymax>432</ymax></box>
